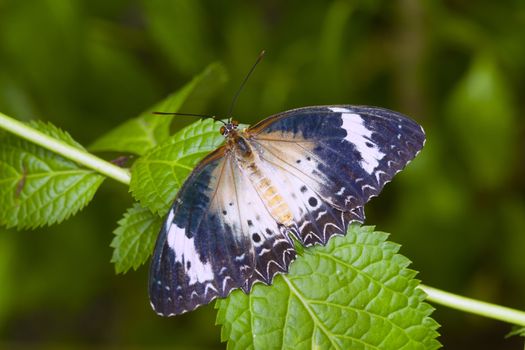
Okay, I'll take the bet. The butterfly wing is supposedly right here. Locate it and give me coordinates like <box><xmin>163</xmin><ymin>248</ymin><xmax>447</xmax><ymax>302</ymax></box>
<box><xmin>248</xmin><ymin>105</ymin><xmax>425</xmax><ymax>246</ymax></box>
<box><xmin>149</xmin><ymin>148</ymin><xmax>252</xmax><ymax>315</ymax></box>
<box><xmin>149</xmin><ymin>147</ymin><xmax>295</xmax><ymax>316</ymax></box>
<box><xmin>150</xmin><ymin>105</ymin><xmax>425</xmax><ymax>315</ymax></box>
<box><xmin>227</xmin><ymin>157</ymin><xmax>296</xmax><ymax>292</ymax></box>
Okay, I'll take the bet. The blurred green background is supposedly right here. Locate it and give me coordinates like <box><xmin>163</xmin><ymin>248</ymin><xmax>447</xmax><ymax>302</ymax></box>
<box><xmin>0</xmin><ymin>0</ymin><xmax>524</xmax><ymax>348</ymax></box>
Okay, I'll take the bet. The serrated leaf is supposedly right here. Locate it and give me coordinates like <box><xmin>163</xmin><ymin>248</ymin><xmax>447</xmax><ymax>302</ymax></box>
<box><xmin>89</xmin><ymin>62</ymin><xmax>227</xmax><ymax>155</ymax></box>
<box><xmin>0</xmin><ymin>121</ymin><xmax>105</xmax><ymax>229</ymax></box>
<box><xmin>216</xmin><ymin>225</ymin><xmax>441</xmax><ymax>350</ymax></box>
<box><xmin>111</xmin><ymin>203</ymin><xmax>163</xmax><ymax>274</ymax></box>
<box><xmin>129</xmin><ymin>118</ymin><xmax>226</xmax><ymax>215</ymax></box>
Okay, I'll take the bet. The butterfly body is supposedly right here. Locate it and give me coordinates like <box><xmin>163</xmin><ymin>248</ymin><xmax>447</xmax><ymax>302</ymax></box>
<box><xmin>227</xmin><ymin>129</ymin><xmax>295</xmax><ymax>227</ymax></box>
<box><xmin>149</xmin><ymin>105</ymin><xmax>425</xmax><ymax>316</ymax></box>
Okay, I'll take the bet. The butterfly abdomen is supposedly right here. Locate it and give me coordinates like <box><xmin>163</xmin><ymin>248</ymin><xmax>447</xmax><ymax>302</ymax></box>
<box><xmin>233</xmin><ymin>135</ymin><xmax>294</xmax><ymax>227</ymax></box>
<box><xmin>251</xmin><ymin>171</ymin><xmax>293</xmax><ymax>226</ymax></box>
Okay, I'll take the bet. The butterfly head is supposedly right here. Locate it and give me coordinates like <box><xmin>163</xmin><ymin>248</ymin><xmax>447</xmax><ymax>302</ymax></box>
<box><xmin>220</xmin><ymin>120</ymin><xmax>240</xmax><ymax>137</ymax></box>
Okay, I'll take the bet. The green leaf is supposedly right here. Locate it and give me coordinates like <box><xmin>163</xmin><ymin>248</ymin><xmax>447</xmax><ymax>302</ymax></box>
<box><xmin>143</xmin><ymin>0</ymin><xmax>211</xmax><ymax>73</ymax></box>
<box><xmin>89</xmin><ymin>62</ymin><xmax>227</xmax><ymax>155</ymax></box>
<box><xmin>0</xmin><ymin>231</ymin><xmax>15</xmax><ymax>322</ymax></box>
<box><xmin>216</xmin><ymin>225</ymin><xmax>441</xmax><ymax>350</ymax></box>
<box><xmin>506</xmin><ymin>326</ymin><xmax>525</xmax><ymax>339</ymax></box>
<box><xmin>446</xmin><ymin>53</ymin><xmax>516</xmax><ymax>189</ymax></box>
<box><xmin>111</xmin><ymin>203</ymin><xmax>163</xmax><ymax>274</ymax></box>
<box><xmin>0</xmin><ymin>121</ymin><xmax>105</xmax><ymax>229</ymax></box>
<box><xmin>129</xmin><ymin>118</ymin><xmax>225</xmax><ymax>215</ymax></box>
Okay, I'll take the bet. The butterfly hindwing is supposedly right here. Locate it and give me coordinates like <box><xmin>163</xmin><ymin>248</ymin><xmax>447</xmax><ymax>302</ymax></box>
<box><xmin>247</xmin><ymin>144</ymin><xmax>366</xmax><ymax>246</ymax></box>
<box><xmin>227</xmin><ymin>156</ymin><xmax>296</xmax><ymax>292</ymax></box>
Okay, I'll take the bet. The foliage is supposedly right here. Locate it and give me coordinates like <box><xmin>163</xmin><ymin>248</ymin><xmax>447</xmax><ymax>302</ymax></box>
<box><xmin>445</xmin><ymin>53</ymin><xmax>515</xmax><ymax>189</ymax></box>
<box><xmin>217</xmin><ymin>225</ymin><xmax>440</xmax><ymax>350</ymax></box>
<box><xmin>0</xmin><ymin>0</ymin><xmax>524</xmax><ymax>348</ymax></box>
<box><xmin>111</xmin><ymin>203</ymin><xmax>162</xmax><ymax>273</ymax></box>
<box><xmin>129</xmin><ymin>118</ymin><xmax>225</xmax><ymax>215</ymax></box>
<box><xmin>0</xmin><ymin>69</ymin><xmax>442</xmax><ymax>348</ymax></box>
<box><xmin>0</xmin><ymin>121</ymin><xmax>104</xmax><ymax>229</ymax></box>
<box><xmin>89</xmin><ymin>63</ymin><xmax>227</xmax><ymax>155</ymax></box>
<box><xmin>506</xmin><ymin>326</ymin><xmax>525</xmax><ymax>339</ymax></box>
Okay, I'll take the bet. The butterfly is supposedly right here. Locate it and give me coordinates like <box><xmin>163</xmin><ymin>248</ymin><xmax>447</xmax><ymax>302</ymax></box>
<box><xmin>149</xmin><ymin>105</ymin><xmax>425</xmax><ymax>316</ymax></box>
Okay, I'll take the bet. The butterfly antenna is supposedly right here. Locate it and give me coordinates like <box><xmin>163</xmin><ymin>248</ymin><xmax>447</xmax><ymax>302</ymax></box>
<box><xmin>227</xmin><ymin>50</ymin><xmax>266</xmax><ymax>121</ymax></box>
<box><xmin>153</xmin><ymin>111</ymin><xmax>227</xmax><ymax>125</ymax></box>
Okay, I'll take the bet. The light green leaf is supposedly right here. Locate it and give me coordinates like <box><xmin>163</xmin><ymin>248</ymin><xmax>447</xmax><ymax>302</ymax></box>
<box><xmin>0</xmin><ymin>121</ymin><xmax>105</xmax><ymax>229</ymax></box>
<box><xmin>111</xmin><ymin>203</ymin><xmax>163</xmax><ymax>274</ymax></box>
<box><xmin>89</xmin><ymin>62</ymin><xmax>227</xmax><ymax>155</ymax></box>
<box><xmin>129</xmin><ymin>118</ymin><xmax>225</xmax><ymax>215</ymax></box>
<box><xmin>216</xmin><ymin>225</ymin><xmax>441</xmax><ymax>350</ymax></box>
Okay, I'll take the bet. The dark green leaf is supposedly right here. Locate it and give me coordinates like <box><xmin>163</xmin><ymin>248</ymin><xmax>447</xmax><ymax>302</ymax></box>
<box><xmin>143</xmin><ymin>0</ymin><xmax>211</xmax><ymax>73</ymax></box>
<box><xmin>0</xmin><ymin>121</ymin><xmax>104</xmax><ymax>229</ymax></box>
<box><xmin>89</xmin><ymin>62</ymin><xmax>227</xmax><ymax>155</ymax></box>
<box><xmin>0</xmin><ymin>232</ymin><xmax>14</xmax><ymax>321</ymax></box>
<box><xmin>216</xmin><ymin>225</ymin><xmax>441</xmax><ymax>350</ymax></box>
<box><xmin>111</xmin><ymin>203</ymin><xmax>163</xmax><ymax>274</ymax></box>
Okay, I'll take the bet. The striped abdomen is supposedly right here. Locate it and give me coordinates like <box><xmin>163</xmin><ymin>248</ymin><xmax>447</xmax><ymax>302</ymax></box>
<box><xmin>245</xmin><ymin>163</ymin><xmax>293</xmax><ymax>226</ymax></box>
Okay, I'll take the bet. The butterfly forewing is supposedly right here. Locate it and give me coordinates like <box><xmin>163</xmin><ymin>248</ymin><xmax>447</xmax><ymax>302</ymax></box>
<box><xmin>149</xmin><ymin>149</ymin><xmax>256</xmax><ymax>316</ymax></box>
<box><xmin>250</xmin><ymin>106</ymin><xmax>425</xmax><ymax>209</ymax></box>
<box><xmin>149</xmin><ymin>105</ymin><xmax>425</xmax><ymax>316</ymax></box>
<box><xmin>150</xmin><ymin>149</ymin><xmax>296</xmax><ymax>315</ymax></box>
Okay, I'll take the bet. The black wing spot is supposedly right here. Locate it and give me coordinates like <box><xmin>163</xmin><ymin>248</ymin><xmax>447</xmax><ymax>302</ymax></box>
<box><xmin>247</xmin><ymin>220</ymin><xmax>253</xmax><ymax>226</ymax></box>
<box><xmin>306</xmin><ymin>156</ymin><xmax>311</xmax><ymax>161</ymax></box>
<box><xmin>252</xmin><ymin>233</ymin><xmax>261</xmax><ymax>242</ymax></box>
<box><xmin>265</xmin><ymin>228</ymin><xmax>273</xmax><ymax>235</ymax></box>
<box><xmin>229</xmin><ymin>202</ymin><xmax>233</xmax><ymax>206</ymax></box>
<box><xmin>365</xmin><ymin>141</ymin><xmax>374</xmax><ymax>148</ymax></box>
<box><xmin>308</xmin><ymin>197</ymin><xmax>318</xmax><ymax>207</ymax></box>
<box><xmin>300</xmin><ymin>185</ymin><xmax>307</xmax><ymax>193</ymax></box>
<box><xmin>222</xmin><ymin>210</ymin><xmax>227</xmax><ymax>215</ymax></box>
<box><xmin>186</xmin><ymin>261</ymin><xmax>191</xmax><ymax>269</ymax></box>
<box><xmin>296</xmin><ymin>159</ymin><xmax>301</xmax><ymax>164</ymax></box>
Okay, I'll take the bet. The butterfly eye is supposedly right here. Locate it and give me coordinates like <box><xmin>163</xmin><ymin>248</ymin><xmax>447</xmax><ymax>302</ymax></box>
<box><xmin>220</xmin><ymin>126</ymin><xmax>226</xmax><ymax>135</ymax></box>
<box><xmin>232</xmin><ymin>120</ymin><xmax>239</xmax><ymax>128</ymax></box>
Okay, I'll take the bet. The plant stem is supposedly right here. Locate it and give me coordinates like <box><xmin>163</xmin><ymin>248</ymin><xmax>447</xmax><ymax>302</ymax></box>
<box><xmin>2</xmin><ymin>113</ymin><xmax>525</xmax><ymax>327</ymax></box>
<box><xmin>420</xmin><ymin>284</ymin><xmax>525</xmax><ymax>326</ymax></box>
<box><xmin>0</xmin><ymin>112</ymin><xmax>131</xmax><ymax>185</ymax></box>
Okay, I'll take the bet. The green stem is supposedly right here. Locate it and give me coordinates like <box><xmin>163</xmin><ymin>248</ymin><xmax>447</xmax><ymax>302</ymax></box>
<box><xmin>420</xmin><ymin>284</ymin><xmax>525</xmax><ymax>326</ymax></box>
<box><xmin>0</xmin><ymin>112</ymin><xmax>131</xmax><ymax>185</ymax></box>
<box><xmin>2</xmin><ymin>112</ymin><xmax>525</xmax><ymax>327</ymax></box>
